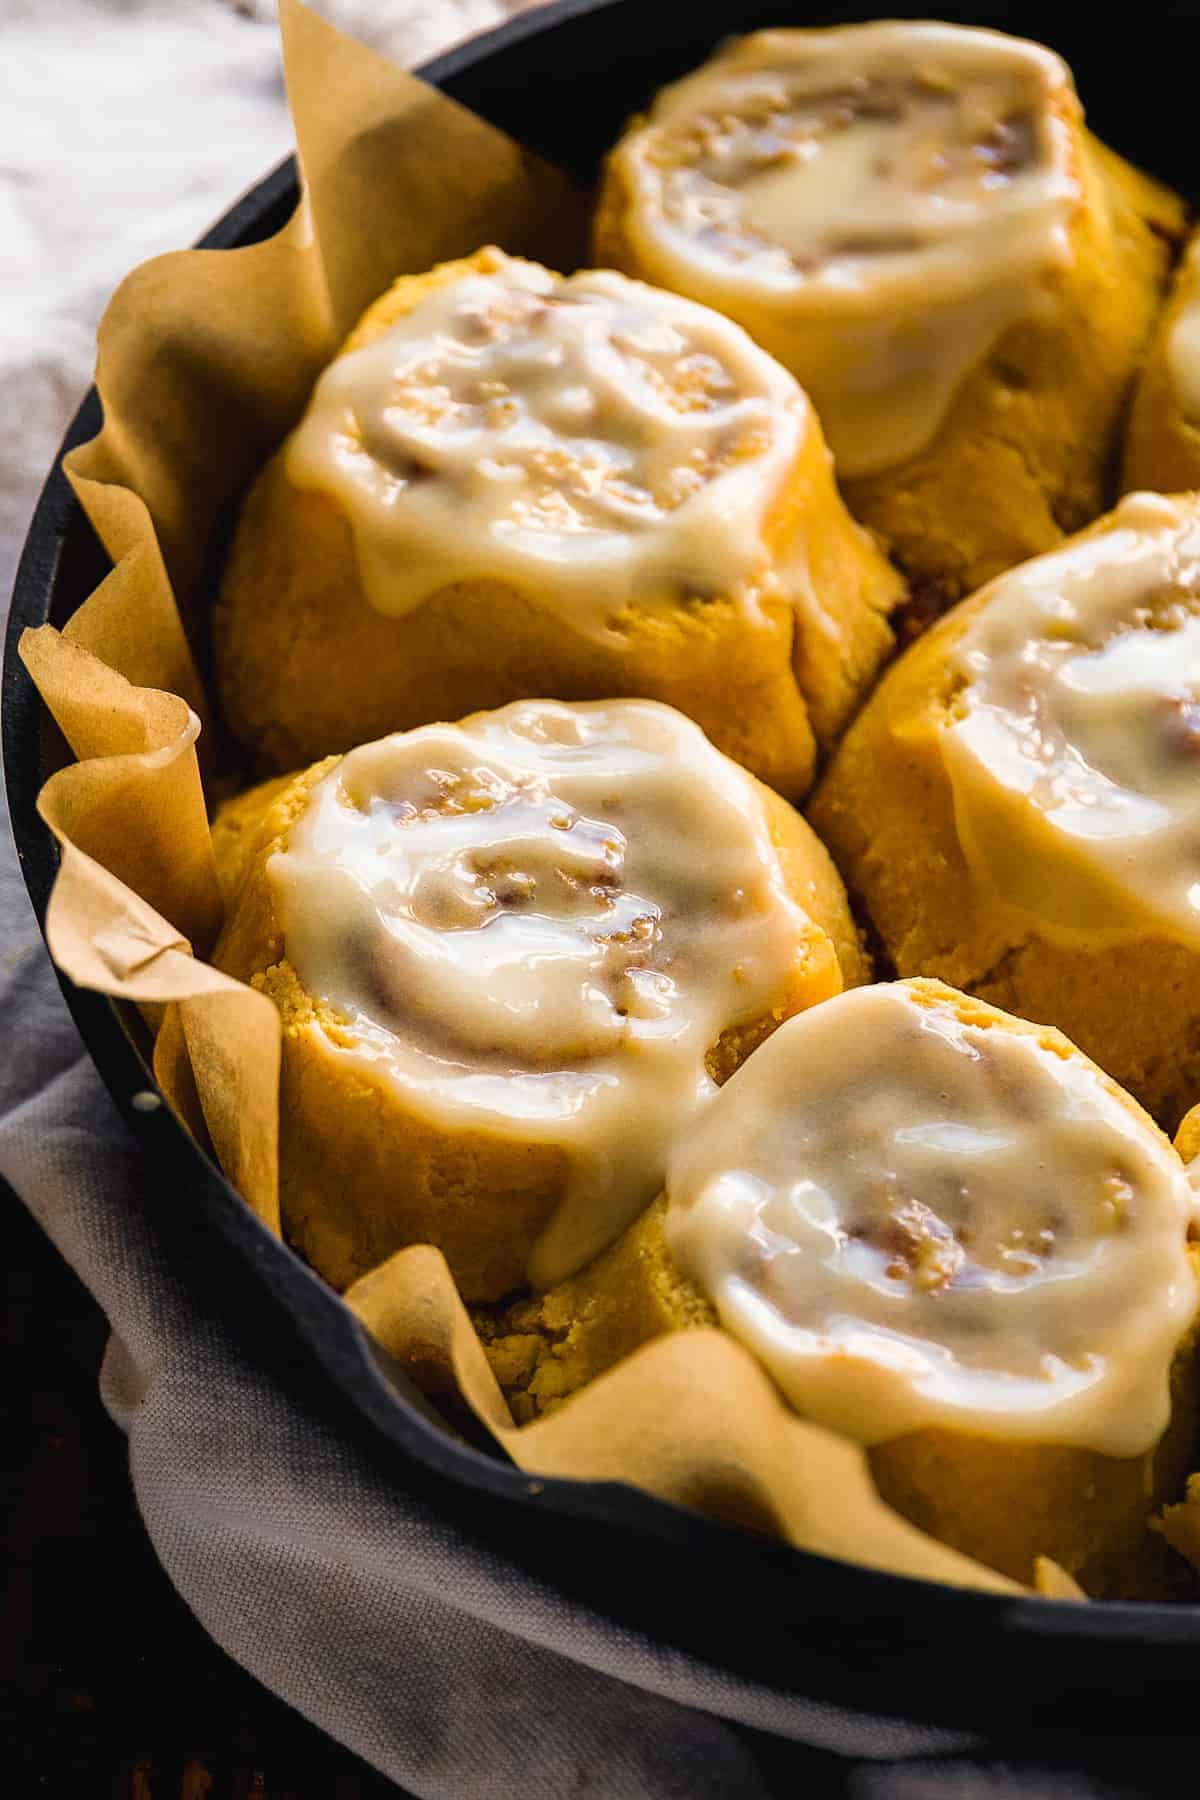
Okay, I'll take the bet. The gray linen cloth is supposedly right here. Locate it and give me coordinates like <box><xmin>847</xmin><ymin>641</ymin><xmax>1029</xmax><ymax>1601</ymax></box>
<box><xmin>0</xmin><ymin>4</ymin><xmax>1158</xmax><ymax>1794</ymax></box>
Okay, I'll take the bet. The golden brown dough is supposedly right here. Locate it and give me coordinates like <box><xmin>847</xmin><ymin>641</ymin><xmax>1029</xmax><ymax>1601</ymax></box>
<box><xmin>474</xmin><ymin>1194</ymin><xmax>711</xmax><ymax>1418</ymax></box>
<box><xmin>1157</xmin><ymin>1475</ymin><xmax>1200</xmax><ymax>1576</ymax></box>
<box><xmin>214</xmin><ymin>249</ymin><xmax>902</xmax><ymax>795</ymax></box>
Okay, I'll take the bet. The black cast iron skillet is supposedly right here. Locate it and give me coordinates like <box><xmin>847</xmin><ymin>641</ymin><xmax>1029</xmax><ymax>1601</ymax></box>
<box><xmin>8</xmin><ymin>0</ymin><xmax>1200</xmax><ymax>1747</ymax></box>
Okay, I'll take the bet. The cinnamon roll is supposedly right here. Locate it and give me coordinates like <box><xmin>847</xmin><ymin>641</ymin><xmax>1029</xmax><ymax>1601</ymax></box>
<box><xmin>212</xmin><ymin>697</ymin><xmax>867</xmax><ymax>1299</ymax></box>
<box><xmin>478</xmin><ymin>980</ymin><xmax>1200</xmax><ymax>1593</ymax></box>
<box><xmin>811</xmin><ymin>491</ymin><xmax>1200</xmax><ymax>1129</ymax></box>
<box><xmin>595</xmin><ymin>24</ymin><xmax>1184</xmax><ymax>608</ymax></box>
<box><xmin>215</xmin><ymin>248</ymin><xmax>903</xmax><ymax>797</ymax></box>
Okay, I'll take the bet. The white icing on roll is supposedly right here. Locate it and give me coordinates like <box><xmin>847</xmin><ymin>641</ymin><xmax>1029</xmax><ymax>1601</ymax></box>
<box><xmin>666</xmin><ymin>982</ymin><xmax>1198</xmax><ymax>1456</ymax></box>
<box><xmin>285</xmin><ymin>250</ymin><xmax>813</xmax><ymax>639</ymax></box>
<box><xmin>607</xmin><ymin>24</ymin><xmax>1080</xmax><ymax>475</ymax></box>
<box><xmin>942</xmin><ymin>492</ymin><xmax>1200</xmax><ymax>946</ymax></box>
<box><xmin>1167</xmin><ymin>238</ymin><xmax>1200</xmax><ymax>427</ymax></box>
<box><xmin>269</xmin><ymin>699</ymin><xmax>829</xmax><ymax>1288</ymax></box>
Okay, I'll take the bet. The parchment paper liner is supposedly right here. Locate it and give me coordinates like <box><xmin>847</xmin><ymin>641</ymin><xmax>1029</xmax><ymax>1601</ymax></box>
<box><xmin>16</xmin><ymin>0</ymin><xmax>1036</xmax><ymax>1599</ymax></box>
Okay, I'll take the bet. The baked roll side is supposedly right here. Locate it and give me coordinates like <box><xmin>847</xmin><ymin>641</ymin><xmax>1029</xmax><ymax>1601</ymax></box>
<box><xmin>1177</xmin><ymin>1103</ymin><xmax>1200</xmax><ymax>1169</ymax></box>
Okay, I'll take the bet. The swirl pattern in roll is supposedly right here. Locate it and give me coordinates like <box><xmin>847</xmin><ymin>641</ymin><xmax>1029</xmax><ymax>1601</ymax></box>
<box><xmin>212</xmin><ymin>698</ymin><xmax>868</xmax><ymax>1299</ymax></box>
<box><xmin>595</xmin><ymin>23</ymin><xmax>1184</xmax><ymax>606</ymax></box>
<box><xmin>215</xmin><ymin>248</ymin><xmax>903</xmax><ymax>796</ymax></box>
<box><xmin>476</xmin><ymin>979</ymin><xmax>1200</xmax><ymax>1593</ymax></box>
<box><xmin>811</xmin><ymin>491</ymin><xmax>1200</xmax><ymax>1128</ymax></box>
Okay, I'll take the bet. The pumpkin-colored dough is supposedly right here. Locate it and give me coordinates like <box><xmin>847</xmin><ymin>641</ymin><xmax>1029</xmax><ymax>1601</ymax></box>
<box><xmin>840</xmin><ymin>136</ymin><xmax>1183</xmax><ymax>608</ymax></box>
<box><xmin>1176</xmin><ymin>1102</ymin><xmax>1200</xmax><ymax>1168</ymax></box>
<box><xmin>1124</xmin><ymin>229</ymin><xmax>1200</xmax><ymax>496</ymax></box>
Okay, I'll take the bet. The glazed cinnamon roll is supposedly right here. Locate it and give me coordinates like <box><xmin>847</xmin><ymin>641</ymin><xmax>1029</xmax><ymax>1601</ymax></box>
<box><xmin>215</xmin><ymin>248</ymin><xmax>903</xmax><ymax>797</ymax></box>
<box><xmin>811</xmin><ymin>491</ymin><xmax>1200</xmax><ymax>1129</ymax></box>
<box><xmin>477</xmin><ymin>980</ymin><xmax>1200</xmax><ymax>1594</ymax></box>
<box><xmin>595</xmin><ymin>24</ymin><xmax>1184</xmax><ymax>607</ymax></box>
<box><xmin>212</xmin><ymin>698</ymin><xmax>867</xmax><ymax>1299</ymax></box>
<box><xmin>1124</xmin><ymin>231</ymin><xmax>1200</xmax><ymax>496</ymax></box>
